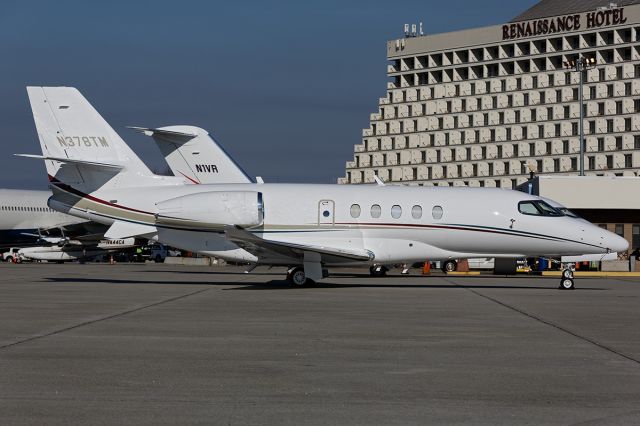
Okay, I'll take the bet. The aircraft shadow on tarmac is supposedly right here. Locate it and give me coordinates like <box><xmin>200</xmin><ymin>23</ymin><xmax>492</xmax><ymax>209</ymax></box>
<box><xmin>43</xmin><ymin>275</ymin><xmax>607</xmax><ymax>291</ymax></box>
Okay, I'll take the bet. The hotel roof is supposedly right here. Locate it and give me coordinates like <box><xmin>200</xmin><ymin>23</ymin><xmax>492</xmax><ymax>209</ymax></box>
<box><xmin>512</xmin><ymin>0</ymin><xmax>640</xmax><ymax>22</ymax></box>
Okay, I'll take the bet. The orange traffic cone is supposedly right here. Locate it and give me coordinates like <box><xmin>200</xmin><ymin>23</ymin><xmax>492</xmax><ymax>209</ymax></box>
<box><xmin>422</xmin><ymin>261</ymin><xmax>431</xmax><ymax>275</ymax></box>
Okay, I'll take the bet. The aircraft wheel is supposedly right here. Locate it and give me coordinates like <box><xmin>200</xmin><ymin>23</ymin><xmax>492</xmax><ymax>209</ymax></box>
<box><xmin>369</xmin><ymin>265</ymin><xmax>387</xmax><ymax>277</ymax></box>
<box><xmin>559</xmin><ymin>278</ymin><xmax>575</xmax><ymax>290</ymax></box>
<box><xmin>287</xmin><ymin>267</ymin><xmax>311</xmax><ymax>286</ymax></box>
<box><xmin>442</xmin><ymin>260</ymin><xmax>457</xmax><ymax>273</ymax></box>
<box><xmin>561</xmin><ymin>269</ymin><xmax>574</xmax><ymax>279</ymax></box>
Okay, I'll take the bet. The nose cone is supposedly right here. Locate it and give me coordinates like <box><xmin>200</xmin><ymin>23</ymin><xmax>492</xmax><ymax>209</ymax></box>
<box><xmin>608</xmin><ymin>233</ymin><xmax>629</xmax><ymax>254</ymax></box>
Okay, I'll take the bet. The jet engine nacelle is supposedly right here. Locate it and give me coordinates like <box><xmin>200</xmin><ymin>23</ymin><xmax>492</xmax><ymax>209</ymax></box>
<box><xmin>155</xmin><ymin>191</ymin><xmax>263</xmax><ymax>230</ymax></box>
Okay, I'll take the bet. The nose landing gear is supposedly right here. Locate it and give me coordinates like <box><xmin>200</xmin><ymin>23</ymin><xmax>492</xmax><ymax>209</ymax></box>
<box><xmin>559</xmin><ymin>263</ymin><xmax>575</xmax><ymax>290</ymax></box>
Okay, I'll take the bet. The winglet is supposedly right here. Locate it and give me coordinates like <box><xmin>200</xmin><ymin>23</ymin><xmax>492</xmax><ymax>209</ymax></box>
<box><xmin>373</xmin><ymin>175</ymin><xmax>386</xmax><ymax>186</ymax></box>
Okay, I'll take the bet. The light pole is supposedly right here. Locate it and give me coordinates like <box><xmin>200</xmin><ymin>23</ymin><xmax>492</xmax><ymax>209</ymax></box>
<box><xmin>564</xmin><ymin>57</ymin><xmax>597</xmax><ymax>176</ymax></box>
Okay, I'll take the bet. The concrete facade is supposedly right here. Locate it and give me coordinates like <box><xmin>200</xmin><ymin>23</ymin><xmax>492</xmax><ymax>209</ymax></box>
<box><xmin>341</xmin><ymin>2</ymin><xmax>640</xmax><ymax>188</ymax></box>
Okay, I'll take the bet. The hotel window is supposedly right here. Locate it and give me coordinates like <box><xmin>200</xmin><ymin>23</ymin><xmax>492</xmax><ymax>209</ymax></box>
<box><xmin>625</xmin><ymin>118</ymin><xmax>632</xmax><ymax>132</ymax></box>
<box><xmin>633</xmin><ymin>225</ymin><xmax>640</xmax><ymax>249</ymax></box>
<box><xmin>598</xmin><ymin>138</ymin><xmax>605</xmax><ymax>151</ymax></box>
<box><xmin>600</xmin><ymin>68</ymin><xmax>606</xmax><ymax>81</ymax></box>
<box><xmin>625</xmin><ymin>154</ymin><xmax>633</xmax><ymax>168</ymax></box>
<box><xmin>588</xmin><ymin>156</ymin><xmax>596</xmax><ymax>170</ymax></box>
<box><xmin>539</xmin><ymin>91</ymin><xmax>546</xmax><ymax>104</ymax></box>
<box><xmin>532</xmin><ymin>76</ymin><xmax>538</xmax><ymax>89</ymax></box>
<box><xmin>606</xmin><ymin>155</ymin><xmax>614</xmax><ymax>169</ymax></box>
<box><xmin>553</xmin><ymin>158</ymin><xmax>560</xmax><ymax>172</ymax></box>
<box><xmin>565</xmin><ymin>73</ymin><xmax>572</xmax><ymax>85</ymax></box>
<box><xmin>545</xmin><ymin>141</ymin><xmax>552</xmax><ymax>155</ymax></box>
<box><xmin>607</xmin><ymin>120</ymin><xmax>614</xmax><ymax>133</ymax></box>
<box><xmin>616</xmin><ymin>137</ymin><xmax>623</xmax><ymax>150</ymax></box>
<box><xmin>589</xmin><ymin>86</ymin><xmax>596</xmax><ymax>99</ymax></box>
<box><xmin>563</xmin><ymin>140</ymin><xmax>569</xmax><ymax>154</ymax></box>
<box><xmin>555</xmin><ymin>123</ymin><xmax>561</xmax><ymax>137</ymax></box>
<box><xmin>571</xmin><ymin>157</ymin><xmax>577</xmax><ymax>170</ymax></box>
<box><xmin>529</xmin><ymin>143</ymin><xmax>536</xmax><ymax>156</ymax></box>
<box><xmin>626</xmin><ymin>82</ymin><xmax>632</xmax><ymax>96</ymax></box>
<box><xmin>523</xmin><ymin>94</ymin><xmax>529</xmax><ymax>106</ymax></box>
<box><xmin>515</xmin><ymin>110</ymin><xmax>521</xmax><ymax>123</ymax></box>
<box><xmin>556</xmin><ymin>90</ymin><xmax>562</xmax><ymax>102</ymax></box>
<box><xmin>615</xmin><ymin>224</ymin><xmax>624</xmax><ymax>238</ymax></box>
<box><xmin>616</xmin><ymin>101</ymin><xmax>623</xmax><ymax>115</ymax></box>
<box><xmin>607</xmin><ymin>84</ymin><xmax>614</xmax><ymax>97</ymax></box>
<box><xmin>598</xmin><ymin>103</ymin><xmax>605</xmax><ymax>115</ymax></box>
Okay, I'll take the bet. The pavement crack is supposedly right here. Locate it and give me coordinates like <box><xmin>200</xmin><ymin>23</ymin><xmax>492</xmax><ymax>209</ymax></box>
<box><xmin>443</xmin><ymin>277</ymin><xmax>640</xmax><ymax>367</ymax></box>
<box><xmin>0</xmin><ymin>287</ymin><xmax>211</xmax><ymax>351</ymax></box>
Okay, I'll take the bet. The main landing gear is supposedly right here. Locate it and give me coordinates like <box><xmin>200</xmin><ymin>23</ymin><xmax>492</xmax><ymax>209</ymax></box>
<box><xmin>559</xmin><ymin>263</ymin><xmax>575</xmax><ymax>290</ymax></box>
<box><xmin>286</xmin><ymin>266</ymin><xmax>315</xmax><ymax>287</ymax></box>
<box><xmin>369</xmin><ymin>264</ymin><xmax>388</xmax><ymax>277</ymax></box>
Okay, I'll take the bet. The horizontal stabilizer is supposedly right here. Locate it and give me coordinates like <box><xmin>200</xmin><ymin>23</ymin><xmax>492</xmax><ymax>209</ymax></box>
<box><xmin>128</xmin><ymin>126</ymin><xmax>197</xmax><ymax>141</ymax></box>
<box><xmin>15</xmin><ymin>154</ymin><xmax>124</xmax><ymax>170</ymax></box>
<box><xmin>104</xmin><ymin>221</ymin><xmax>157</xmax><ymax>239</ymax></box>
<box><xmin>225</xmin><ymin>225</ymin><xmax>375</xmax><ymax>263</ymax></box>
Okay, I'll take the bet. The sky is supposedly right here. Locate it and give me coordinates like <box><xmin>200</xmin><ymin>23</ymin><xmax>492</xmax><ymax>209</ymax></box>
<box><xmin>0</xmin><ymin>0</ymin><xmax>538</xmax><ymax>189</ymax></box>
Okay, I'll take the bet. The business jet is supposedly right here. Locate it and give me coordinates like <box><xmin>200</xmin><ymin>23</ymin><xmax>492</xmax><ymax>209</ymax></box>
<box><xmin>19</xmin><ymin>87</ymin><xmax>628</xmax><ymax>290</ymax></box>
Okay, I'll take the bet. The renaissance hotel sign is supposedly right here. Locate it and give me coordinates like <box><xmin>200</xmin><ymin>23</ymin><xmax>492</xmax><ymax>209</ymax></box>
<box><xmin>502</xmin><ymin>7</ymin><xmax>627</xmax><ymax>40</ymax></box>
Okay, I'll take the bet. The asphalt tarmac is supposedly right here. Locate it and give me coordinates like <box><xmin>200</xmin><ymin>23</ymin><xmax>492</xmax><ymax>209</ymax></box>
<box><xmin>0</xmin><ymin>263</ymin><xmax>639</xmax><ymax>425</ymax></box>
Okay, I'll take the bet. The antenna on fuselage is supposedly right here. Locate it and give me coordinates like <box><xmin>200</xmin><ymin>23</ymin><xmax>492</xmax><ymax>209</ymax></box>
<box><xmin>373</xmin><ymin>176</ymin><xmax>386</xmax><ymax>186</ymax></box>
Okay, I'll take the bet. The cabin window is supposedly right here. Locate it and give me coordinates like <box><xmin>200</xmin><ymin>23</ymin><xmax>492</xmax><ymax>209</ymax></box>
<box><xmin>391</xmin><ymin>205</ymin><xmax>402</xmax><ymax>219</ymax></box>
<box><xmin>371</xmin><ymin>204</ymin><xmax>382</xmax><ymax>218</ymax></box>
<box><xmin>518</xmin><ymin>201</ymin><xmax>564</xmax><ymax>217</ymax></box>
<box><xmin>432</xmin><ymin>205</ymin><xmax>443</xmax><ymax>220</ymax></box>
<box><xmin>350</xmin><ymin>204</ymin><xmax>361</xmax><ymax>218</ymax></box>
<box><xmin>411</xmin><ymin>205</ymin><xmax>423</xmax><ymax>219</ymax></box>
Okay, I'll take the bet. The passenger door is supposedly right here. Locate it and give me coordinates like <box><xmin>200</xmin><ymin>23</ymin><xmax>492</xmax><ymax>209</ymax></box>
<box><xmin>318</xmin><ymin>200</ymin><xmax>335</xmax><ymax>226</ymax></box>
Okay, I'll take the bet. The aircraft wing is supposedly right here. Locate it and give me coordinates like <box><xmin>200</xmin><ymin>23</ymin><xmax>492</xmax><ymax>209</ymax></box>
<box><xmin>224</xmin><ymin>225</ymin><xmax>374</xmax><ymax>263</ymax></box>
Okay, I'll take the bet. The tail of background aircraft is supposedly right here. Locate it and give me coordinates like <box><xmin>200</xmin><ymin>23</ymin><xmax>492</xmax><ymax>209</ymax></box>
<box><xmin>24</xmin><ymin>86</ymin><xmax>162</xmax><ymax>191</ymax></box>
<box><xmin>130</xmin><ymin>125</ymin><xmax>252</xmax><ymax>184</ymax></box>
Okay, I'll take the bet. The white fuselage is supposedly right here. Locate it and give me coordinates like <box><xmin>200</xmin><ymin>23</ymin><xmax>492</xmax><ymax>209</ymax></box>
<box><xmin>0</xmin><ymin>189</ymin><xmax>86</xmax><ymax>247</ymax></box>
<box><xmin>48</xmin><ymin>182</ymin><xmax>628</xmax><ymax>265</ymax></box>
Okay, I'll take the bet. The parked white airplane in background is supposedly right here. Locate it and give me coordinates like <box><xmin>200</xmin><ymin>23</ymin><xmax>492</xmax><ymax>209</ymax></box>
<box><xmin>19</xmin><ymin>87</ymin><xmax>629</xmax><ymax>289</ymax></box>
<box><xmin>0</xmin><ymin>188</ymin><xmax>87</xmax><ymax>248</ymax></box>
<box><xmin>18</xmin><ymin>237</ymin><xmax>136</xmax><ymax>262</ymax></box>
<box><xmin>130</xmin><ymin>125</ymin><xmax>252</xmax><ymax>185</ymax></box>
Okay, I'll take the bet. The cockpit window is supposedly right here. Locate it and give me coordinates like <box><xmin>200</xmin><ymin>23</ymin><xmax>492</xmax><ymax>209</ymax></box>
<box><xmin>559</xmin><ymin>207</ymin><xmax>580</xmax><ymax>219</ymax></box>
<box><xmin>518</xmin><ymin>201</ymin><xmax>564</xmax><ymax>217</ymax></box>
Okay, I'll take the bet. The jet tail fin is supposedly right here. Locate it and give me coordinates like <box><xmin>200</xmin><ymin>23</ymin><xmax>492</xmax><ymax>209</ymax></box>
<box><xmin>130</xmin><ymin>125</ymin><xmax>252</xmax><ymax>184</ymax></box>
<box><xmin>26</xmin><ymin>86</ymin><xmax>156</xmax><ymax>190</ymax></box>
